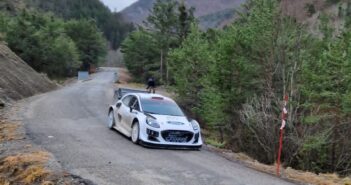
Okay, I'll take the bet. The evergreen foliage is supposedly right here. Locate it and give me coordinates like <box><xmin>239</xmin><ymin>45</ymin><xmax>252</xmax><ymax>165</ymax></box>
<box><xmin>28</xmin><ymin>0</ymin><xmax>134</xmax><ymax>49</ymax></box>
<box><xmin>122</xmin><ymin>0</ymin><xmax>195</xmax><ymax>84</ymax></box>
<box><xmin>121</xmin><ymin>29</ymin><xmax>160</xmax><ymax>82</ymax></box>
<box><xmin>3</xmin><ymin>10</ymin><xmax>105</xmax><ymax>77</ymax></box>
<box><xmin>122</xmin><ymin>0</ymin><xmax>351</xmax><ymax>175</ymax></box>
<box><xmin>65</xmin><ymin>19</ymin><xmax>107</xmax><ymax>68</ymax></box>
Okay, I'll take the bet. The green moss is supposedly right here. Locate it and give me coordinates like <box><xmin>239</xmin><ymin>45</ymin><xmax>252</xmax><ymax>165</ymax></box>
<box><xmin>205</xmin><ymin>138</ymin><xmax>226</xmax><ymax>148</ymax></box>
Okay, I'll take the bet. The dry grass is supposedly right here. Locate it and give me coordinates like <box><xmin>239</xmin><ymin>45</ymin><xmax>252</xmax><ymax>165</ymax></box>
<box><xmin>0</xmin><ymin>120</ymin><xmax>21</xmax><ymax>142</ymax></box>
<box><xmin>116</xmin><ymin>68</ymin><xmax>133</xmax><ymax>84</ymax></box>
<box><xmin>0</xmin><ymin>151</ymin><xmax>51</xmax><ymax>185</ymax></box>
<box><xmin>0</xmin><ymin>119</ymin><xmax>54</xmax><ymax>184</ymax></box>
<box><xmin>285</xmin><ymin>168</ymin><xmax>351</xmax><ymax>185</ymax></box>
<box><xmin>212</xmin><ymin>147</ymin><xmax>351</xmax><ymax>185</ymax></box>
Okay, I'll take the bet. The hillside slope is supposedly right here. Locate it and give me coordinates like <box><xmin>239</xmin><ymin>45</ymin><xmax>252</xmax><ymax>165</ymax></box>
<box><xmin>0</xmin><ymin>0</ymin><xmax>25</xmax><ymax>13</ymax></box>
<box><xmin>121</xmin><ymin>0</ymin><xmax>245</xmax><ymax>28</ymax></box>
<box><xmin>281</xmin><ymin>0</ymin><xmax>348</xmax><ymax>36</ymax></box>
<box><xmin>0</xmin><ymin>42</ymin><xmax>56</xmax><ymax>106</ymax></box>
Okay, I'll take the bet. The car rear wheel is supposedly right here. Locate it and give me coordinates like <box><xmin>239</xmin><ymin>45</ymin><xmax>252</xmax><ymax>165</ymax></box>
<box><xmin>108</xmin><ymin>110</ymin><xmax>115</xmax><ymax>129</ymax></box>
<box><xmin>131</xmin><ymin>122</ymin><xmax>139</xmax><ymax>144</ymax></box>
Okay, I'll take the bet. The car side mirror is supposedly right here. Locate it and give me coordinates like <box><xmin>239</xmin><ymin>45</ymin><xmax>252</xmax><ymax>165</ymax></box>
<box><xmin>130</xmin><ymin>106</ymin><xmax>133</xmax><ymax>112</ymax></box>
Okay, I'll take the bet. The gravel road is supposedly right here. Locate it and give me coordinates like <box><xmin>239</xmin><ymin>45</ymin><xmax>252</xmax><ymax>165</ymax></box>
<box><xmin>22</xmin><ymin>68</ymin><xmax>296</xmax><ymax>185</ymax></box>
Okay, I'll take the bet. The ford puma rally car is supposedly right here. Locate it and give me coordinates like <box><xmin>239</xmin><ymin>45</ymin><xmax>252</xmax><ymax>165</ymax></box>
<box><xmin>108</xmin><ymin>91</ymin><xmax>202</xmax><ymax>149</ymax></box>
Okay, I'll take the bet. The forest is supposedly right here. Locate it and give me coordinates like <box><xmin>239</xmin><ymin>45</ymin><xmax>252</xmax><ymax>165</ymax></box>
<box><xmin>28</xmin><ymin>0</ymin><xmax>134</xmax><ymax>50</ymax></box>
<box><xmin>0</xmin><ymin>0</ymin><xmax>133</xmax><ymax>78</ymax></box>
<box><xmin>122</xmin><ymin>0</ymin><xmax>351</xmax><ymax>175</ymax></box>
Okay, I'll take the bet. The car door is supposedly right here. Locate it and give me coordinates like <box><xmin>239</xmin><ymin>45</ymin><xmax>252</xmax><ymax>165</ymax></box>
<box><xmin>124</xmin><ymin>97</ymin><xmax>141</xmax><ymax>133</ymax></box>
<box><xmin>117</xmin><ymin>95</ymin><xmax>133</xmax><ymax>133</ymax></box>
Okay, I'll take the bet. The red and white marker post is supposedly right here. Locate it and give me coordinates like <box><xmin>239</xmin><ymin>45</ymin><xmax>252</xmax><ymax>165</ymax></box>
<box><xmin>277</xmin><ymin>95</ymin><xmax>288</xmax><ymax>176</ymax></box>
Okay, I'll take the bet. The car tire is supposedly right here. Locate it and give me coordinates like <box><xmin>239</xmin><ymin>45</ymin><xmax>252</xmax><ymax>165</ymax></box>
<box><xmin>131</xmin><ymin>121</ymin><xmax>140</xmax><ymax>144</ymax></box>
<box><xmin>108</xmin><ymin>110</ymin><xmax>115</xmax><ymax>129</ymax></box>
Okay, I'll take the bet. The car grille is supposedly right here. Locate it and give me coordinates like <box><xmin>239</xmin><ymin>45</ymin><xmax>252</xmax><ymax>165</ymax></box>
<box><xmin>161</xmin><ymin>130</ymin><xmax>193</xmax><ymax>143</ymax></box>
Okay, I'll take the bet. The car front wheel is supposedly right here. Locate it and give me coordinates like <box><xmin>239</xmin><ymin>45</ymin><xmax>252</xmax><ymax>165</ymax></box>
<box><xmin>131</xmin><ymin>122</ymin><xmax>140</xmax><ymax>144</ymax></box>
<box><xmin>108</xmin><ymin>110</ymin><xmax>115</xmax><ymax>129</ymax></box>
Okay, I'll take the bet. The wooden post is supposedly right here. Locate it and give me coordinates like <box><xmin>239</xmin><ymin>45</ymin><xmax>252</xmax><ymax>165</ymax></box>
<box><xmin>277</xmin><ymin>95</ymin><xmax>288</xmax><ymax>176</ymax></box>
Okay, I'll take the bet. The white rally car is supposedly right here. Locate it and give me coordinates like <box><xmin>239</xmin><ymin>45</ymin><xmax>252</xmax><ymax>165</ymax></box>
<box><xmin>108</xmin><ymin>89</ymin><xmax>202</xmax><ymax>149</ymax></box>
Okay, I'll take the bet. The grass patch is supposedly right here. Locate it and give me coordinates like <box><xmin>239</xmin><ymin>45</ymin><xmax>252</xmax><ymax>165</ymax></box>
<box><xmin>205</xmin><ymin>138</ymin><xmax>226</xmax><ymax>148</ymax></box>
<box><xmin>284</xmin><ymin>168</ymin><xmax>351</xmax><ymax>185</ymax></box>
<box><xmin>202</xmin><ymin>129</ymin><xmax>226</xmax><ymax>148</ymax></box>
<box><xmin>0</xmin><ymin>120</ymin><xmax>21</xmax><ymax>142</ymax></box>
<box><xmin>51</xmin><ymin>76</ymin><xmax>69</xmax><ymax>85</ymax></box>
<box><xmin>0</xmin><ymin>151</ymin><xmax>51</xmax><ymax>185</ymax></box>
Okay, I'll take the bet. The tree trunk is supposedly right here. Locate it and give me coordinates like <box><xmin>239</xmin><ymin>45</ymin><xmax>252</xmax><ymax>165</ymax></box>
<box><xmin>166</xmin><ymin>59</ymin><xmax>169</xmax><ymax>85</ymax></box>
<box><xmin>218</xmin><ymin>126</ymin><xmax>224</xmax><ymax>143</ymax></box>
<box><xmin>160</xmin><ymin>49</ymin><xmax>163</xmax><ymax>82</ymax></box>
<box><xmin>332</xmin><ymin>121</ymin><xmax>338</xmax><ymax>171</ymax></box>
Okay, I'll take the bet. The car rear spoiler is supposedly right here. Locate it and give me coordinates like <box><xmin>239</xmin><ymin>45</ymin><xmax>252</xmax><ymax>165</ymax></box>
<box><xmin>114</xmin><ymin>88</ymin><xmax>148</xmax><ymax>100</ymax></box>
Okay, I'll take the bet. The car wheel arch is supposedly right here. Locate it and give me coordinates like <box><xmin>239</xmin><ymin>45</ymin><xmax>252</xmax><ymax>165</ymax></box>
<box><xmin>132</xmin><ymin>118</ymin><xmax>139</xmax><ymax>127</ymax></box>
<box><xmin>109</xmin><ymin>107</ymin><xmax>114</xmax><ymax>113</ymax></box>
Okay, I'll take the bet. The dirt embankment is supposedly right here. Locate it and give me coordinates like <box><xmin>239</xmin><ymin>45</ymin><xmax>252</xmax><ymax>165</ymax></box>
<box><xmin>0</xmin><ymin>42</ymin><xmax>56</xmax><ymax>107</ymax></box>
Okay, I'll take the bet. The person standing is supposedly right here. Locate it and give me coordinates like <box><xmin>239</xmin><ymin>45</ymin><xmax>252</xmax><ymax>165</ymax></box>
<box><xmin>146</xmin><ymin>77</ymin><xmax>156</xmax><ymax>94</ymax></box>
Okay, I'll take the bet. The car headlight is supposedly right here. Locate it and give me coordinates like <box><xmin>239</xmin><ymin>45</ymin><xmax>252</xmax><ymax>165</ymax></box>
<box><xmin>146</xmin><ymin>117</ymin><xmax>160</xmax><ymax>128</ymax></box>
<box><xmin>190</xmin><ymin>120</ymin><xmax>200</xmax><ymax>131</ymax></box>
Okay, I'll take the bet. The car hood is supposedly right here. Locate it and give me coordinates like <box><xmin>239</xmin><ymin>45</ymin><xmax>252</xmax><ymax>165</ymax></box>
<box><xmin>151</xmin><ymin>114</ymin><xmax>193</xmax><ymax>131</ymax></box>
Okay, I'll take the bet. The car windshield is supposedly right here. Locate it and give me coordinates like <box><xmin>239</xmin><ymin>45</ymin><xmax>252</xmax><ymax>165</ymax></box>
<box><xmin>141</xmin><ymin>98</ymin><xmax>184</xmax><ymax>116</ymax></box>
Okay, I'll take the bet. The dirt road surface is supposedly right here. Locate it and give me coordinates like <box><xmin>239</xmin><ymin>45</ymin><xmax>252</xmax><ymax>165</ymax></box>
<box><xmin>21</xmin><ymin>68</ymin><xmax>296</xmax><ymax>185</ymax></box>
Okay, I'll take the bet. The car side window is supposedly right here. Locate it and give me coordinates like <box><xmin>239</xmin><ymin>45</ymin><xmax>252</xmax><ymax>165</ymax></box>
<box><xmin>132</xmin><ymin>99</ymin><xmax>140</xmax><ymax>111</ymax></box>
<box><xmin>128</xmin><ymin>97</ymin><xmax>137</xmax><ymax>107</ymax></box>
<box><xmin>122</xmin><ymin>95</ymin><xmax>133</xmax><ymax>106</ymax></box>
<box><xmin>128</xmin><ymin>97</ymin><xmax>140</xmax><ymax>111</ymax></box>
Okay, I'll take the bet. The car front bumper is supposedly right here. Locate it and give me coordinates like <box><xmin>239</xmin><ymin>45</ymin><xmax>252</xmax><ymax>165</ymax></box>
<box><xmin>138</xmin><ymin>125</ymin><xmax>203</xmax><ymax>148</ymax></box>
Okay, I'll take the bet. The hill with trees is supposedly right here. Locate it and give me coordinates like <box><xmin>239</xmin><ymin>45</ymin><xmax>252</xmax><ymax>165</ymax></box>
<box><xmin>0</xmin><ymin>0</ymin><xmax>135</xmax><ymax>79</ymax></box>
<box><xmin>121</xmin><ymin>0</ymin><xmax>245</xmax><ymax>28</ymax></box>
<box><xmin>122</xmin><ymin>0</ymin><xmax>351</xmax><ymax>177</ymax></box>
<box><xmin>28</xmin><ymin>0</ymin><xmax>134</xmax><ymax>50</ymax></box>
<box><xmin>1</xmin><ymin>10</ymin><xmax>106</xmax><ymax>77</ymax></box>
